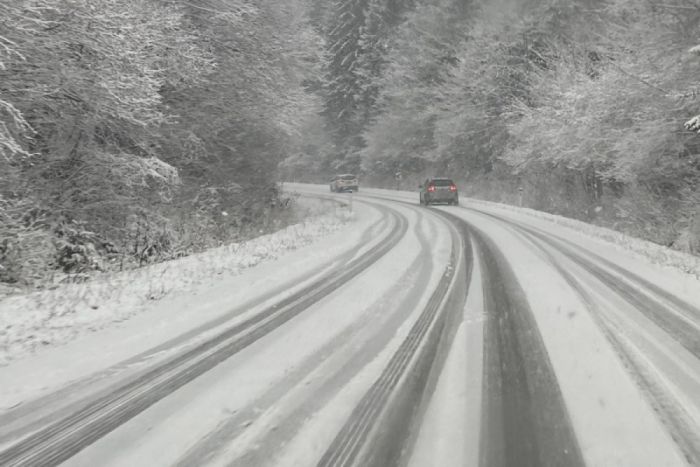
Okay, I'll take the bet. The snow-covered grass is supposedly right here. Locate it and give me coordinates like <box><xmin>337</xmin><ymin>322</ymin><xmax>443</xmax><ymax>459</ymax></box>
<box><xmin>0</xmin><ymin>198</ymin><xmax>353</xmax><ymax>366</ymax></box>
<box><xmin>464</xmin><ymin>197</ymin><xmax>700</xmax><ymax>279</ymax></box>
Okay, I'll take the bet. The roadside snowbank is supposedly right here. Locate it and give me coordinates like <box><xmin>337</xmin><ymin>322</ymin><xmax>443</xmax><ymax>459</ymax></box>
<box><xmin>466</xmin><ymin>197</ymin><xmax>700</xmax><ymax>279</ymax></box>
<box><xmin>0</xmin><ymin>199</ymin><xmax>352</xmax><ymax>366</ymax></box>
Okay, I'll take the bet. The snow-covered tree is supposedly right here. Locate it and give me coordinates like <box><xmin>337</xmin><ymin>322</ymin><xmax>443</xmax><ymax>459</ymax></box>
<box><xmin>0</xmin><ymin>0</ymin><xmax>328</xmax><ymax>286</ymax></box>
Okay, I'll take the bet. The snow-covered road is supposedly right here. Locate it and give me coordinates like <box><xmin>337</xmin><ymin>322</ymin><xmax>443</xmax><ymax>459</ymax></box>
<box><xmin>1</xmin><ymin>184</ymin><xmax>699</xmax><ymax>466</ymax></box>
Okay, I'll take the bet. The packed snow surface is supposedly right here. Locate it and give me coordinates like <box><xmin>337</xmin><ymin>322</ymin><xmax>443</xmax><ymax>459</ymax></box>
<box><xmin>1</xmin><ymin>184</ymin><xmax>699</xmax><ymax>467</ymax></box>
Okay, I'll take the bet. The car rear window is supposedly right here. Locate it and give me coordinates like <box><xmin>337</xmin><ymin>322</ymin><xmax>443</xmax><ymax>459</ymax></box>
<box><xmin>340</xmin><ymin>174</ymin><xmax>356</xmax><ymax>180</ymax></box>
<box><xmin>431</xmin><ymin>179</ymin><xmax>454</xmax><ymax>186</ymax></box>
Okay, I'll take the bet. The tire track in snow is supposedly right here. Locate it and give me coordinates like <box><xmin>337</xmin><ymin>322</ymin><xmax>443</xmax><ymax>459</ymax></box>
<box><xmin>355</xmin><ymin>195</ymin><xmax>583</xmax><ymax>467</ymax></box>
<box><xmin>486</xmin><ymin>212</ymin><xmax>700</xmax><ymax>464</ymax></box>
<box><xmin>0</xmin><ymin>205</ymin><xmax>409</xmax><ymax>467</ymax></box>
<box><xmin>173</xmin><ymin>206</ymin><xmax>437</xmax><ymax>467</ymax></box>
<box><xmin>473</xmin><ymin>209</ymin><xmax>700</xmax><ymax>360</ymax></box>
<box><xmin>443</xmin><ymin>214</ymin><xmax>584</xmax><ymax>467</ymax></box>
<box><xmin>334</xmin><ymin>191</ymin><xmax>697</xmax><ymax>466</ymax></box>
<box><xmin>316</xmin><ymin>212</ymin><xmax>468</xmax><ymax>467</ymax></box>
<box><xmin>335</xmin><ymin>195</ymin><xmax>582</xmax><ymax>467</ymax></box>
<box><xmin>0</xmin><ymin>203</ymin><xmax>389</xmax><ymax>444</ymax></box>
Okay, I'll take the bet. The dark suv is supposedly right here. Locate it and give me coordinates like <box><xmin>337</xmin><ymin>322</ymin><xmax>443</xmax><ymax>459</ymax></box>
<box><xmin>419</xmin><ymin>178</ymin><xmax>459</xmax><ymax>206</ymax></box>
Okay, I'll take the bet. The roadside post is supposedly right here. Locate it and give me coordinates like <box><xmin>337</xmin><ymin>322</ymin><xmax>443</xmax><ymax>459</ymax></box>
<box><xmin>518</xmin><ymin>186</ymin><xmax>524</xmax><ymax>207</ymax></box>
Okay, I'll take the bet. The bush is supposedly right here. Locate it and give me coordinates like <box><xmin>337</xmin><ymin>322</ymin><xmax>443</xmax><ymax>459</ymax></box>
<box><xmin>53</xmin><ymin>220</ymin><xmax>106</xmax><ymax>275</ymax></box>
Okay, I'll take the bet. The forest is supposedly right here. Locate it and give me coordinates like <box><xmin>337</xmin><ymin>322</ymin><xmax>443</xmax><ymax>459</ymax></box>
<box><xmin>0</xmin><ymin>0</ymin><xmax>324</xmax><ymax>288</ymax></box>
<box><xmin>2</xmin><ymin>0</ymin><xmax>700</xmax><ymax>289</ymax></box>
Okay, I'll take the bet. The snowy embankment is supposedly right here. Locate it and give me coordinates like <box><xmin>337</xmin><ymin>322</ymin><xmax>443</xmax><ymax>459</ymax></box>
<box><xmin>0</xmin><ymin>198</ymin><xmax>352</xmax><ymax>366</ymax></box>
<box><xmin>466</xmin><ymin>197</ymin><xmax>700</xmax><ymax>279</ymax></box>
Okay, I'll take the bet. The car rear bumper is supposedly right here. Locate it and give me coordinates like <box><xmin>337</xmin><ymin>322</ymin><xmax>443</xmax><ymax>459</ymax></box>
<box><xmin>426</xmin><ymin>193</ymin><xmax>458</xmax><ymax>203</ymax></box>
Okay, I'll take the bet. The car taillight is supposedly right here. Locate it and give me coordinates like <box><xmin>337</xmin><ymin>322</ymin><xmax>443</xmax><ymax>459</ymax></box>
<box><xmin>427</xmin><ymin>185</ymin><xmax>436</xmax><ymax>192</ymax></box>
<box><xmin>449</xmin><ymin>184</ymin><xmax>457</xmax><ymax>192</ymax></box>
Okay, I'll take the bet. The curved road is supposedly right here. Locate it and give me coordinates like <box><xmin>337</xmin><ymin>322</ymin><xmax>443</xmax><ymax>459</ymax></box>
<box><xmin>0</xmin><ymin>184</ymin><xmax>699</xmax><ymax>466</ymax></box>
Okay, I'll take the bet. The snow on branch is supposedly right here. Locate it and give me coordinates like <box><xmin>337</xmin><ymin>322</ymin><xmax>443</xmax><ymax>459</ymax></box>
<box><xmin>685</xmin><ymin>115</ymin><xmax>700</xmax><ymax>133</ymax></box>
<box><xmin>685</xmin><ymin>46</ymin><xmax>700</xmax><ymax>132</ymax></box>
<box><xmin>0</xmin><ymin>98</ymin><xmax>34</xmax><ymax>160</ymax></box>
